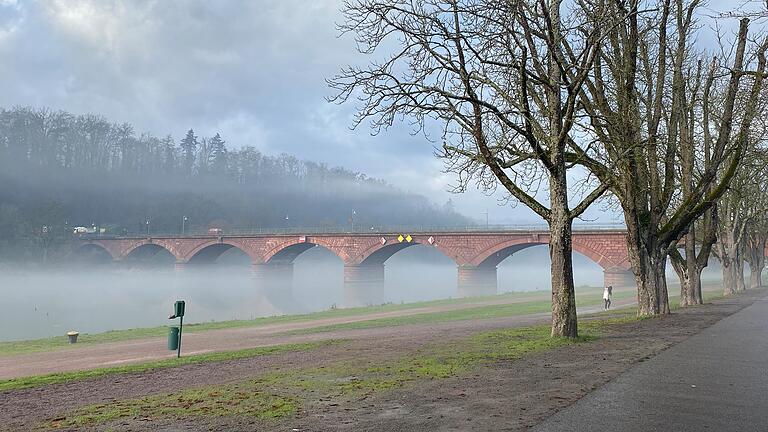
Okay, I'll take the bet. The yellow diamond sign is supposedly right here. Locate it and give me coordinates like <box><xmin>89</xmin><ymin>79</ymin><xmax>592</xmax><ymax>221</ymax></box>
<box><xmin>397</xmin><ymin>235</ymin><xmax>404</xmax><ymax>242</ymax></box>
<box><xmin>405</xmin><ymin>234</ymin><xmax>413</xmax><ymax>242</ymax></box>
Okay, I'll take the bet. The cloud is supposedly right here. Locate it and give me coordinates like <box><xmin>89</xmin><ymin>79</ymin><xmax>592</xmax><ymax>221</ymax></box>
<box><xmin>0</xmin><ymin>0</ymin><xmax>678</xmax><ymax>224</ymax></box>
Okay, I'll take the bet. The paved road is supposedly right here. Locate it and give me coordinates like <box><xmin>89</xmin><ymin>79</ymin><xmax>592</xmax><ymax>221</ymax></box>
<box><xmin>532</xmin><ymin>294</ymin><xmax>768</xmax><ymax>432</ymax></box>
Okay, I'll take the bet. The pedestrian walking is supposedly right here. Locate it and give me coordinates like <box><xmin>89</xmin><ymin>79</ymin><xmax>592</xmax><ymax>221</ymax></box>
<box><xmin>603</xmin><ymin>285</ymin><xmax>613</xmax><ymax>310</ymax></box>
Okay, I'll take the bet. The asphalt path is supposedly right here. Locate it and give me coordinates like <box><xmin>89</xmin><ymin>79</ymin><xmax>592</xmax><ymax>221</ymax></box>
<box><xmin>532</xmin><ymin>293</ymin><xmax>768</xmax><ymax>432</ymax></box>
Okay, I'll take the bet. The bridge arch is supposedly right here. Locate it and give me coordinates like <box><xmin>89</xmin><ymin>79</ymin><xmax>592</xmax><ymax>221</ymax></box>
<box><xmin>124</xmin><ymin>243</ymin><xmax>176</xmax><ymax>262</ymax></box>
<box><xmin>262</xmin><ymin>238</ymin><xmax>347</xmax><ymax>264</ymax></box>
<box><xmin>471</xmin><ymin>236</ymin><xmax>630</xmax><ymax>271</ymax></box>
<box><xmin>184</xmin><ymin>240</ymin><xmax>258</xmax><ymax>264</ymax></box>
<box><xmin>73</xmin><ymin>243</ymin><xmax>116</xmax><ymax>262</ymax></box>
<box><xmin>358</xmin><ymin>241</ymin><xmax>459</xmax><ymax>266</ymax></box>
<box><xmin>353</xmin><ymin>236</ymin><xmax>460</xmax><ymax>266</ymax></box>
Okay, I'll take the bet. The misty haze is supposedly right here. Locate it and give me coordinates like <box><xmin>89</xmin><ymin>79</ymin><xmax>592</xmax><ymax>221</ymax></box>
<box><xmin>1</xmin><ymin>1</ymin><xmax>766</xmax><ymax>431</ymax></box>
<box><xmin>3</xmin><ymin>245</ymin><xmax>629</xmax><ymax>341</ymax></box>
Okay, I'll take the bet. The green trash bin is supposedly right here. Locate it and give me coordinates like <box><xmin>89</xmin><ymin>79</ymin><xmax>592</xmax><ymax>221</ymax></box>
<box><xmin>168</xmin><ymin>326</ymin><xmax>180</xmax><ymax>351</ymax></box>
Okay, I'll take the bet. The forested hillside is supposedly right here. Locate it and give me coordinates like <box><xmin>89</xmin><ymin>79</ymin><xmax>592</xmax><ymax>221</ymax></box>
<box><xmin>0</xmin><ymin>107</ymin><xmax>468</xmax><ymax>262</ymax></box>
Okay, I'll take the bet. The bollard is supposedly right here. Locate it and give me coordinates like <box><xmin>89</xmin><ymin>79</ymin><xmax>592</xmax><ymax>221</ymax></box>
<box><xmin>66</xmin><ymin>331</ymin><xmax>79</xmax><ymax>344</ymax></box>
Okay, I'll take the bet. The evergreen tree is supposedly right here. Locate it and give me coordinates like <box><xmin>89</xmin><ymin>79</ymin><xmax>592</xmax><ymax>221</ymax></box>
<box><xmin>161</xmin><ymin>134</ymin><xmax>176</xmax><ymax>174</ymax></box>
<box><xmin>209</xmin><ymin>133</ymin><xmax>227</xmax><ymax>175</ymax></box>
<box><xmin>179</xmin><ymin>129</ymin><xmax>197</xmax><ymax>176</ymax></box>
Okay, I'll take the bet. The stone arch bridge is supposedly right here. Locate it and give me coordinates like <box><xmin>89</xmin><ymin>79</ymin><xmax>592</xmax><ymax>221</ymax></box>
<box><xmin>79</xmin><ymin>230</ymin><xmax>634</xmax><ymax>306</ymax></box>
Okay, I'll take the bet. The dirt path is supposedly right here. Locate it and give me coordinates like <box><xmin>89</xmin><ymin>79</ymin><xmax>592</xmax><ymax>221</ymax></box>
<box><xmin>0</xmin><ymin>290</ymin><xmax>631</xmax><ymax>379</ymax></box>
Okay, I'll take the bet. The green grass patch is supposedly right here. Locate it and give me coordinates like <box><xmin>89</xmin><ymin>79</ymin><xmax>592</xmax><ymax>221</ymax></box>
<box><xmin>48</xmin><ymin>385</ymin><xmax>297</xmax><ymax>430</ymax></box>
<box><xmin>0</xmin><ymin>341</ymin><xmax>337</xmax><ymax>393</ymax></box>
<box><xmin>0</xmin><ymin>290</ymin><xmax>560</xmax><ymax>357</ymax></box>
<box><xmin>48</xmin><ymin>317</ymin><xmax>629</xmax><ymax>430</ymax></box>
<box><xmin>285</xmin><ymin>289</ymin><xmax>635</xmax><ymax>335</ymax></box>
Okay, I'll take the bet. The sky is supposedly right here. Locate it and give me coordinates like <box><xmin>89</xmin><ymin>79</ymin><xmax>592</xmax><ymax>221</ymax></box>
<box><xmin>0</xmin><ymin>0</ymin><xmax>756</xmax><ymax>225</ymax></box>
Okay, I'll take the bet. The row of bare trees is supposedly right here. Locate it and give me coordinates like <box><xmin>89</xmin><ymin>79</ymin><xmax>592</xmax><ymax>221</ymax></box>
<box><xmin>332</xmin><ymin>0</ymin><xmax>768</xmax><ymax>337</ymax></box>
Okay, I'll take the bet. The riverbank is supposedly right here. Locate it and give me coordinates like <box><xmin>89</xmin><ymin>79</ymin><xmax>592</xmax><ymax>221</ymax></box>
<box><xmin>0</xmin><ymin>288</ymin><xmax>760</xmax><ymax>431</ymax></box>
<box><xmin>0</xmin><ymin>285</ymin><xmax>620</xmax><ymax>357</ymax></box>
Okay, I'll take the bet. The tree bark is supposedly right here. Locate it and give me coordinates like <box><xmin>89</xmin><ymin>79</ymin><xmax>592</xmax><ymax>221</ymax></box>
<box><xmin>735</xmin><ymin>259</ymin><xmax>747</xmax><ymax>292</ymax></box>
<box><xmin>749</xmin><ymin>265</ymin><xmax>763</xmax><ymax>289</ymax></box>
<box><xmin>549</xmin><ymin>171</ymin><xmax>577</xmax><ymax>338</ymax></box>
<box><xmin>722</xmin><ymin>257</ymin><xmax>738</xmax><ymax>295</ymax></box>
<box><xmin>745</xmin><ymin>232</ymin><xmax>766</xmax><ymax>288</ymax></box>
<box><xmin>625</xmin><ymin>217</ymin><xmax>670</xmax><ymax>316</ymax></box>
<box><xmin>671</xmin><ymin>240</ymin><xmax>704</xmax><ymax>307</ymax></box>
<box><xmin>677</xmin><ymin>232</ymin><xmax>704</xmax><ymax>306</ymax></box>
<box><xmin>549</xmin><ymin>215</ymin><xmax>577</xmax><ymax>337</ymax></box>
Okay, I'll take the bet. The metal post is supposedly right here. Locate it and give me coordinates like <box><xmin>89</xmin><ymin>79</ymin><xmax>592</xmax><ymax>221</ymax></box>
<box><xmin>177</xmin><ymin>315</ymin><xmax>183</xmax><ymax>358</ymax></box>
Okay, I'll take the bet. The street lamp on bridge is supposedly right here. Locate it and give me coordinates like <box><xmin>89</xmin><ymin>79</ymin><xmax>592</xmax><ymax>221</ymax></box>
<box><xmin>146</xmin><ymin>219</ymin><xmax>150</xmax><ymax>236</ymax></box>
<box><xmin>182</xmin><ymin>216</ymin><xmax>188</xmax><ymax>235</ymax></box>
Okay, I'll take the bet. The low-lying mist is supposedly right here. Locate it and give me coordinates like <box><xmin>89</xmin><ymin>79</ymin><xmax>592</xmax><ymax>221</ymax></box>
<box><xmin>0</xmin><ymin>245</ymin><xmax>727</xmax><ymax>342</ymax></box>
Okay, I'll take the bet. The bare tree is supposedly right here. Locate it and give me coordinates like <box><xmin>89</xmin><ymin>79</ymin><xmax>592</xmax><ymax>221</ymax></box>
<box><xmin>745</xmin><ymin>224</ymin><xmax>768</xmax><ymax>289</ymax></box>
<box><xmin>668</xmin><ymin>56</ymin><xmax>715</xmax><ymax>307</ymax></box>
<box><xmin>571</xmin><ymin>0</ymin><xmax>767</xmax><ymax>315</ymax></box>
<box><xmin>743</xmin><ymin>106</ymin><xmax>768</xmax><ymax>289</ymax></box>
<box><xmin>716</xmin><ymin>141</ymin><xmax>768</xmax><ymax>294</ymax></box>
<box><xmin>329</xmin><ymin>0</ymin><xmax>611</xmax><ymax>337</ymax></box>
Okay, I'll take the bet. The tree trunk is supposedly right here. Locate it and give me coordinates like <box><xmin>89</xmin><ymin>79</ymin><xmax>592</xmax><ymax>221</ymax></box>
<box><xmin>722</xmin><ymin>257</ymin><xmax>738</xmax><ymax>295</ymax></box>
<box><xmin>549</xmin><ymin>181</ymin><xmax>577</xmax><ymax>338</ymax></box>
<box><xmin>735</xmin><ymin>259</ymin><xmax>746</xmax><ymax>292</ymax></box>
<box><xmin>545</xmin><ymin>0</ymin><xmax>578</xmax><ymax>339</ymax></box>
<box><xmin>676</xmin><ymin>230</ymin><xmax>703</xmax><ymax>306</ymax></box>
<box><xmin>676</xmin><ymin>264</ymin><xmax>703</xmax><ymax>307</ymax></box>
<box><xmin>749</xmin><ymin>265</ymin><xmax>763</xmax><ymax>289</ymax></box>
<box><xmin>745</xmin><ymin>234</ymin><xmax>766</xmax><ymax>289</ymax></box>
<box><xmin>626</xmin><ymin>220</ymin><xmax>670</xmax><ymax>316</ymax></box>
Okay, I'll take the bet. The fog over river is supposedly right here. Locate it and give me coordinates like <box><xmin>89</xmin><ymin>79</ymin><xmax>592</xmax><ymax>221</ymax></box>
<box><xmin>0</xmin><ymin>245</ymin><xmax>725</xmax><ymax>342</ymax></box>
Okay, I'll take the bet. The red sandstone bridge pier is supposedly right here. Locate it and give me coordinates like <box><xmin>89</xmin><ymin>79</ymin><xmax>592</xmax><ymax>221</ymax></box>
<box><xmin>78</xmin><ymin>229</ymin><xmax>634</xmax><ymax>306</ymax></box>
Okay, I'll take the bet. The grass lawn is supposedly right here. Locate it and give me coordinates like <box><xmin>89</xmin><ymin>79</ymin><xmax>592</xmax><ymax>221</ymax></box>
<box><xmin>280</xmin><ymin>288</ymin><xmax>636</xmax><ymax>335</ymax></box>
<box><xmin>46</xmin><ymin>316</ymin><xmax>634</xmax><ymax>430</ymax></box>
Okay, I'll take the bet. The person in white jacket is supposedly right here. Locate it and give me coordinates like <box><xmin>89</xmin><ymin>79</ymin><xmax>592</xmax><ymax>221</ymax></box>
<box><xmin>603</xmin><ymin>285</ymin><xmax>613</xmax><ymax>310</ymax></box>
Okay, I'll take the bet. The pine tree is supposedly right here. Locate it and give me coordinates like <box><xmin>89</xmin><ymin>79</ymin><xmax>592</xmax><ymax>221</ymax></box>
<box><xmin>179</xmin><ymin>129</ymin><xmax>197</xmax><ymax>176</ymax></box>
<box><xmin>209</xmin><ymin>133</ymin><xmax>227</xmax><ymax>175</ymax></box>
<box><xmin>161</xmin><ymin>134</ymin><xmax>176</xmax><ymax>174</ymax></box>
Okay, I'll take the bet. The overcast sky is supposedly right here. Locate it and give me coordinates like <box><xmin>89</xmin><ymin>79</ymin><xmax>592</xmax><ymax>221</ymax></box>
<box><xmin>0</xmin><ymin>0</ymin><xmax>754</xmax><ymax>225</ymax></box>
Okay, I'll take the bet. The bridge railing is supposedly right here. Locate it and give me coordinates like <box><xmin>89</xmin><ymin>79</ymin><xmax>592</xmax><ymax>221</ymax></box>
<box><xmin>78</xmin><ymin>223</ymin><xmax>628</xmax><ymax>239</ymax></box>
